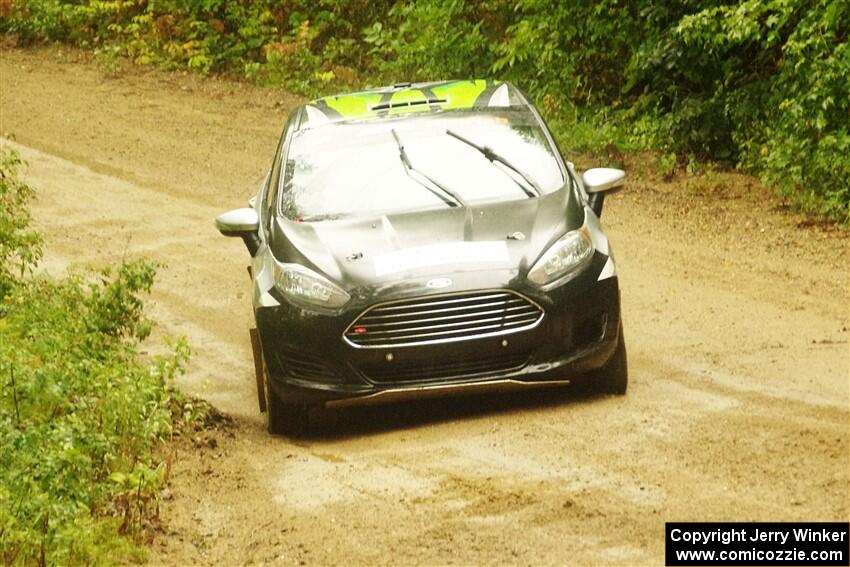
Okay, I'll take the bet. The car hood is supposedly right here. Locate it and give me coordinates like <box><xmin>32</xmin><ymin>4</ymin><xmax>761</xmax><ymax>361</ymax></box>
<box><xmin>272</xmin><ymin>188</ymin><xmax>582</xmax><ymax>290</ymax></box>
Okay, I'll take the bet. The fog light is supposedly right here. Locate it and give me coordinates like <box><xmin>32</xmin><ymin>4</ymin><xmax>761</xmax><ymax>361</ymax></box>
<box><xmin>385</xmin><ymin>353</ymin><xmax>394</xmax><ymax>362</ymax></box>
<box><xmin>574</xmin><ymin>312</ymin><xmax>608</xmax><ymax>347</ymax></box>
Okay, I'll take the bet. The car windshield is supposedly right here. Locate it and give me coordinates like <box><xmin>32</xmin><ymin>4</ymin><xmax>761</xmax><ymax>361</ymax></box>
<box><xmin>279</xmin><ymin>109</ymin><xmax>565</xmax><ymax>220</ymax></box>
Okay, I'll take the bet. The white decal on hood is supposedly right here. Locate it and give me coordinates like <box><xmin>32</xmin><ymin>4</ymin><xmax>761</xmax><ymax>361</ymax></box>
<box><xmin>375</xmin><ymin>241</ymin><xmax>509</xmax><ymax>276</ymax></box>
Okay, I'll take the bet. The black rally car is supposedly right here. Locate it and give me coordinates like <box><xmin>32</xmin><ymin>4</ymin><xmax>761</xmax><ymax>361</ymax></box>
<box><xmin>216</xmin><ymin>80</ymin><xmax>628</xmax><ymax>434</ymax></box>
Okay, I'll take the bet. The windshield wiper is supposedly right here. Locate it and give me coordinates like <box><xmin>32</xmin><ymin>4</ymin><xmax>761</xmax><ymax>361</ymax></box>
<box><xmin>391</xmin><ymin>129</ymin><xmax>466</xmax><ymax>208</ymax></box>
<box><xmin>446</xmin><ymin>129</ymin><xmax>542</xmax><ymax>198</ymax></box>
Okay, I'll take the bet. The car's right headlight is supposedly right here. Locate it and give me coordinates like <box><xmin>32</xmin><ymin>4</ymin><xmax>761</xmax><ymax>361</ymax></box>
<box><xmin>527</xmin><ymin>226</ymin><xmax>594</xmax><ymax>288</ymax></box>
<box><xmin>273</xmin><ymin>262</ymin><xmax>350</xmax><ymax>310</ymax></box>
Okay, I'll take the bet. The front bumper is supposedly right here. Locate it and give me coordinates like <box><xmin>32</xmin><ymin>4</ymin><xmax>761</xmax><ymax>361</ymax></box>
<box><xmin>255</xmin><ymin>257</ymin><xmax>621</xmax><ymax>407</ymax></box>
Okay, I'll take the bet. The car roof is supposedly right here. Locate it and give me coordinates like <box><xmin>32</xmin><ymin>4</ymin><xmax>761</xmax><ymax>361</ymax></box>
<box><xmin>301</xmin><ymin>80</ymin><xmax>528</xmax><ymax>129</ymax></box>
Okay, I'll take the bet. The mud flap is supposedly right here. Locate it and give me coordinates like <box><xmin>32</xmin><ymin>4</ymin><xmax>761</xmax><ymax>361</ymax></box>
<box><xmin>249</xmin><ymin>327</ymin><xmax>267</xmax><ymax>412</ymax></box>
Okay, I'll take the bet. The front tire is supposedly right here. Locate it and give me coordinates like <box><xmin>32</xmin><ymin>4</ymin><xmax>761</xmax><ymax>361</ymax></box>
<box><xmin>591</xmin><ymin>322</ymin><xmax>628</xmax><ymax>395</ymax></box>
<box><xmin>263</xmin><ymin>366</ymin><xmax>310</xmax><ymax>436</ymax></box>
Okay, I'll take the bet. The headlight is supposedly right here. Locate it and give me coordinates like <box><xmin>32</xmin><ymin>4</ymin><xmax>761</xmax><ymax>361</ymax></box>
<box><xmin>274</xmin><ymin>263</ymin><xmax>350</xmax><ymax>309</ymax></box>
<box><xmin>527</xmin><ymin>226</ymin><xmax>593</xmax><ymax>287</ymax></box>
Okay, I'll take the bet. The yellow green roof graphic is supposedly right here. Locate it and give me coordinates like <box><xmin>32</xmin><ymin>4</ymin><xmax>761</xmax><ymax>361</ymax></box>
<box><xmin>304</xmin><ymin>80</ymin><xmax>521</xmax><ymax>126</ymax></box>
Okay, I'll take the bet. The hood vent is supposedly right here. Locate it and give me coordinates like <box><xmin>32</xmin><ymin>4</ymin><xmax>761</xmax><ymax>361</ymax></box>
<box><xmin>370</xmin><ymin>98</ymin><xmax>447</xmax><ymax>112</ymax></box>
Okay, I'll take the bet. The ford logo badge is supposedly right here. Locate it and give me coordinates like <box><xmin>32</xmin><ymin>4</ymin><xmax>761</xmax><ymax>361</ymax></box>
<box><xmin>426</xmin><ymin>277</ymin><xmax>452</xmax><ymax>289</ymax></box>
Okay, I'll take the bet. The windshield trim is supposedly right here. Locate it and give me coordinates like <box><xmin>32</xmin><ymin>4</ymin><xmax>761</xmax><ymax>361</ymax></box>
<box><xmin>281</xmin><ymin>182</ymin><xmax>577</xmax><ymax>224</ymax></box>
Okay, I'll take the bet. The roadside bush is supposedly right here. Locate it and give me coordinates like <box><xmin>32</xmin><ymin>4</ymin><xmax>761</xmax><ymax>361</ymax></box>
<box><xmin>363</xmin><ymin>1</ymin><xmax>490</xmax><ymax>82</ymax></box>
<box><xmin>0</xmin><ymin>147</ymin><xmax>190</xmax><ymax>565</ymax></box>
<box><xmin>627</xmin><ymin>0</ymin><xmax>850</xmax><ymax>220</ymax></box>
<box><xmin>0</xmin><ymin>149</ymin><xmax>42</xmax><ymax>301</ymax></box>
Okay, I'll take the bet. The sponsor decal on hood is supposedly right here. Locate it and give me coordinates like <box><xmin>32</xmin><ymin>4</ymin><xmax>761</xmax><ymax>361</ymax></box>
<box><xmin>374</xmin><ymin>241</ymin><xmax>509</xmax><ymax>276</ymax></box>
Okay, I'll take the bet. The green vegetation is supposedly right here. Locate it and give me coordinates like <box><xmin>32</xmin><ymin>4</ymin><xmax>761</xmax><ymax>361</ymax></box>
<box><xmin>2</xmin><ymin>0</ymin><xmax>848</xmax><ymax>221</ymax></box>
<box><xmin>0</xmin><ymin>147</ymin><xmax>192</xmax><ymax>565</ymax></box>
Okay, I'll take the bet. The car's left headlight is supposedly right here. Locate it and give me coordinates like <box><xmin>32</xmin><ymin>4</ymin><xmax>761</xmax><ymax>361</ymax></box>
<box><xmin>527</xmin><ymin>225</ymin><xmax>594</xmax><ymax>287</ymax></box>
<box><xmin>274</xmin><ymin>262</ymin><xmax>350</xmax><ymax>310</ymax></box>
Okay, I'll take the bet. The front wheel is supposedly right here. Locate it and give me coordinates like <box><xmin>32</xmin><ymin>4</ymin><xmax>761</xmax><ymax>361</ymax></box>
<box><xmin>590</xmin><ymin>322</ymin><xmax>628</xmax><ymax>395</ymax></box>
<box><xmin>263</xmin><ymin>367</ymin><xmax>310</xmax><ymax>436</ymax></box>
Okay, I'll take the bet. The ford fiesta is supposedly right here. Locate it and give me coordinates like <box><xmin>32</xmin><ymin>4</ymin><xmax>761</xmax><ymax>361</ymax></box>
<box><xmin>216</xmin><ymin>80</ymin><xmax>628</xmax><ymax>434</ymax></box>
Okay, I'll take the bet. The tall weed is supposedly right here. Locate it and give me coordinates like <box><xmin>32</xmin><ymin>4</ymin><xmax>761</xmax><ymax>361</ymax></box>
<box><xmin>0</xmin><ymin>147</ymin><xmax>190</xmax><ymax>565</ymax></box>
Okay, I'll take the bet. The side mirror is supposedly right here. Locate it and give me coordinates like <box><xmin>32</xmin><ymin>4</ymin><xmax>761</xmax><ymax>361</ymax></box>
<box><xmin>216</xmin><ymin>208</ymin><xmax>261</xmax><ymax>256</ymax></box>
<box><xmin>582</xmin><ymin>168</ymin><xmax>625</xmax><ymax>217</ymax></box>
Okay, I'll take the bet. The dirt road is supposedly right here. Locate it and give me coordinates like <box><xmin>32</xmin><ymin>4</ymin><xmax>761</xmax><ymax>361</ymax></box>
<box><xmin>2</xmin><ymin>47</ymin><xmax>848</xmax><ymax>566</ymax></box>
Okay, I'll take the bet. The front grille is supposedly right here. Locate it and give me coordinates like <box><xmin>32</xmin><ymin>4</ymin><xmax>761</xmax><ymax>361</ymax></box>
<box><xmin>274</xmin><ymin>349</ymin><xmax>341</xmax><ymax>382</ymax></box>
<box><xmin>360</xmin><ymin>354</ymin><xmax>530</xmax><ymax>383</ymax></box>
<box><xmin>344</xmin><ymin>290</ymin><xmax>543</xmax><ymax>348</ymax></box>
